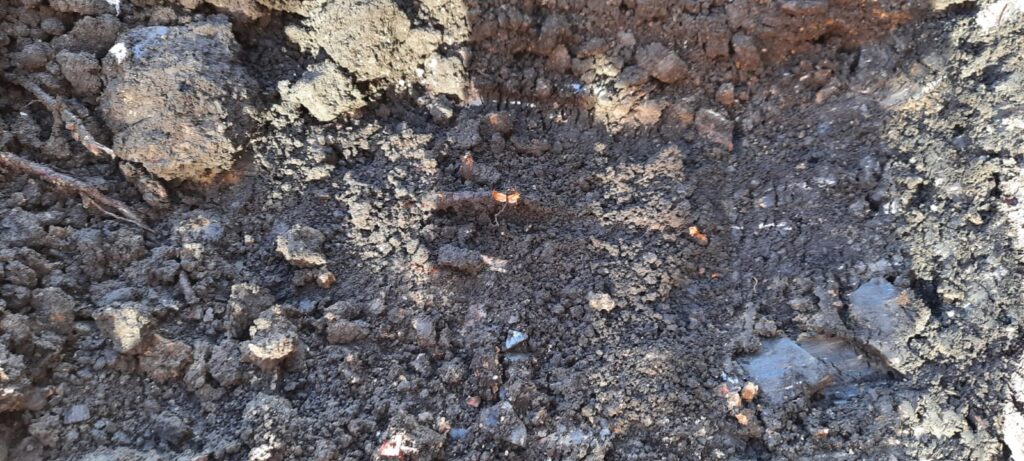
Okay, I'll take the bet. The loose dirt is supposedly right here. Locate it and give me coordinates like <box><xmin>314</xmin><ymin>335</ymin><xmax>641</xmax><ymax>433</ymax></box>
<box><xmin>2</xmin><ymin>0</ymin><xmax>1024</xmax><ymax>459</ymax></box>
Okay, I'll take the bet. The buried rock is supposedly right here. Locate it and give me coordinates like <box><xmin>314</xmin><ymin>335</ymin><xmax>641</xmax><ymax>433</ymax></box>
<box><xmin>847</xmin><ymin>278</ymin><xmax>929</xmax><ymax>373</ymax></box>
<box><xmin>478</xmin><ymin>401</ymin><xmax>527</xmax><ymax>447</ymax></box>
<box><xmin>276</xmin><ymin>225</ymin><xmax>327</xmax><ymax>268</ymax></box>
<box><xmin>99</xmin><ymin>16</ymin><xmax>257</xmax><ymax>182</ymax></box>
<box><xmin>93</xmin><ymin>303</ymin><xmax>154</xmax><ymax>354</ymax></box>
<box><xmin>740</xmin><ymin>338</ymin><xmax>830</xmax><ymax>405</ymax></box>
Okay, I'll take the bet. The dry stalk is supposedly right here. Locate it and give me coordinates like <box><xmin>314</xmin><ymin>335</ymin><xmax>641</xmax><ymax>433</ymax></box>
<box><xmin>0</xmin><ymin>150</ymin><xmax>152</xmax><ymax>231</ymax></box>
<box><xmin>7</xmin><ymin>74</ymin><xmax>115</xmax><ymax>158</ymax></box>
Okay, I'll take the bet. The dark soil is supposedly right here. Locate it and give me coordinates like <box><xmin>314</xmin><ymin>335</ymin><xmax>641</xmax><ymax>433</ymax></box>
<box><xmin>2</xmin><ymin>0</ymin><xmax>1024</xmax><ymax>459</ymax></box>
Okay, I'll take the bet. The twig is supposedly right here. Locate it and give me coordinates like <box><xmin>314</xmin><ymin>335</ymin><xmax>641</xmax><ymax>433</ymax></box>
<box><xmin>425</xmin><ymin>189</ymin><xmax>522</xmax><ymax>211</ymax></box>
<box><xmin>6</xmin><ymin>74</ymin><xmax>115</xmax><ymax>158</ymax></box>
<box><xmin>0</xmin><ymin>151</ymin><xmax>152</xmax><ymax>231</ymax></box>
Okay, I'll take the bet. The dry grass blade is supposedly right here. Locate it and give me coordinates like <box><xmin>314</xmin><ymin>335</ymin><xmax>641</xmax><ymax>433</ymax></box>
<box><xmin>0</xmin><ymin>150</ymin><xmax>152</xmax><ymax>231</ymax></box>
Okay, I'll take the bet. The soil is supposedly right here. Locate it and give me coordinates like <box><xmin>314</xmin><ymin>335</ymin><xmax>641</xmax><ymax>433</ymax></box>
<box><xmin>2</xmin><ymin>0</ymin><xmax>1024</xmax><ymax>460</ymax></box>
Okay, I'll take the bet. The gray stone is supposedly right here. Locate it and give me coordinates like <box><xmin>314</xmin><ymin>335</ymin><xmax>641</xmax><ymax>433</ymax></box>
<box><xmin>740</xmin><ymin>338</ymin><xmax>830</xmax><ymax>404</ymax></box>
<box><xmin>64</xmin><ymin>404</ymin><xmax>91</xmax><ymax>424</ymax></box>
<box><xmin>275</xmin><ymin>225</ymin><xmax>327</xmax><ymax>268</ymax></box>
<box><xmin>848</xmin><ymin>278</ymin><xmax>929</xmax><ymax>373</ymax></box>
<box><xmin>504</xmin><ymin>330</ymin><xmax>528</xmax><ymax>351</ymax></box>
<box><xmin>478</xmin><ymin>401</ymin><xmax>527</xmax><ymax>447</ymax></box>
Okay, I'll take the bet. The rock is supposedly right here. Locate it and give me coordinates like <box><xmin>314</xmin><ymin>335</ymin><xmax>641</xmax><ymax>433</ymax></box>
<box><xmin>478</xmin><ymin>401</ymin><xmax>527</xmax><ymax>447</ymax></box>
<box><xmin>30</xmin><ymin>287</ymin><xmax>76</xmax><ymax>335</ymax></box>
<box><xmin>0</xmin><ymin>345</ymin><xmax>31</xmax><ymax>413</ymax></box>
<box><xmin>208</xmin><ymin>339</ymin><xmax>242</xmax><ymax>387</ymax></box>
<box><xmin>731</xmin><ymin>33</ymin><xmax>763</xmax><ymax>73</ymax></box>
<box><xmin>470</xmin><ymin>347</ymin><xmax>502</xmax><ymax>401</ymax></box>
<box><xmin>798</xmin><ymin>335</ymin><xmax>885</xmax><ymax>383</ymax></box>
<box><xmin>153</xmin><ymin>412</ymin><xmax>192</xmax><ymax>447</ymax></box>
<box><xmin>53</xmin><ymin>15</ymin><xmax>122</xmax><ymax>55</ymax></box>
<box><xmin>227</xmin><ymin>283</ymin><xmax>275</xmax><ymax>338</ymax></box>
<box><xmin>587</xmin><ymin>292</ymin><xmax>616</xmax><ymax>312</ymax></box>
<box><xmin>284</xmin><ymin>0</ymin><xmax>440</xmax><ymax>83</ymax></box>
<box><xmin>410</xmin><ymin>316</ymin><xmax>435</xmax><ymax>347</ymax></box>
<box><xmin>847</xmin><ymin>278</ymin><xmax>929</xmax><ymax>373</ymax></box>
<box><xmin>437</xmin><ymin>245</ymin><xmax>486</xmax><ymax>274</ymax></box>
<box><xmin>636</xmin><ymin>42</ymin><xmax>687</xmax><ymax>84</ymax></box>
<box><xmin>138</xmin><ymin>334</ymin><xmax>193</xmax><ymax>383</ymax></box>
<box><xmin>275</xmin><ymin>225</ymin><xmax>327</xmax><ymax>268</ymax></box>
<box><xmin>504</xmin><ymin>330</ymin><xmax>528</xmax><ymax>351</ymax></box>
<box><xmin>695</xmin><ymin>109</ymin><xmax>734</xmax><ymax>151</ymax></box>
<box><xmin>421</xmin><ymin>55</ymin><xmax>467</xmax><ymax>100</ymax></box>
<box><xmin>14</xmin><ymin>42</ymin><xmax>52</xmax><ymax>72</ymax></box>
<box><xmin>93</xmin><ymin>303</ymin><xmax>154</xmax><ymax>354</ymax></box>
<box><xmin>241</xmin><ymin>307</ymin><xmax>303</xmax><ymax>372</ymax></box>
<box><xmin>28</xmin><ymin>413</ymin><xmax>60</xmax><ymax>447</ymax></box>
<box><xmin>279</xmin><ymin>61</ymin><xmax>366</xmax><ymax>122</ymax></box>
<box><xmin>740</xmin><ymin>338</ymin><xmax>830</xmax><ymax>404</ymax></box>
<box><xmin>56</xmin><ymin>50</ymin><xmax>103</xmax><ymax>97</ymax></box>
<box><xmin>50</xmin><ymin>0</ymin><xmax>117</xmax><ymax>15</ymax></box>
<box><xmin>1</xmin><ymin>208</ymin><xmax>46</xmax><ymax>247</ymax></box>
<box><xmin>324</xmin><ymin>314</ymin><xmax>369</xmax><ymax>345</ymax></box>
<box><xmin>64</xmin><ymin>404</ymin><xmax>90</xmax><ymax>424</ymax></box>
<box><xmin>99</xmin><ymin>17</ymin><xmax>256</xmax><ymax>182</ymax></box>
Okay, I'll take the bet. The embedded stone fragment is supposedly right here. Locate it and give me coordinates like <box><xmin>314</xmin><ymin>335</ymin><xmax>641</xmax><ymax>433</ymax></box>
<box><xmin>740</xmin><ymin>338</ymin><xmax>830</xmax><ymax>404</ymax></box>
<box><xmin>276</xmin><ymin>225</ymin><xmax>327</xmax><ymax>268</ymax></box>
<box><xmin>847</xmin><ymin>278</ymin><xmax>929</xmax><ymax>373</ymax></box>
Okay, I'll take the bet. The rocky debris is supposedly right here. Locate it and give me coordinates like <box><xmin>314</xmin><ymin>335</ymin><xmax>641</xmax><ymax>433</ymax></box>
<box><xmin>0</xmin><ymin>345</ymin><xmax>31</xmax><ymax>413</ymax></box>
<box><xmin>478</xmin><ymin>401</ymin><xmax>527</xmax><ymax>447</ymax></box>
<box><xmin>847</xmin><ymin>278</ymin><xmax>929</xmax><ymax>373</ymax></box>
<box><xmin>740</xmin><ymin>338</ymin><xmax>830</xmax><ymax>404</ymax></box>
<box><xmin>587</xmin><ymin>292</ymin><xmax>617</xmax><ymax>312</ymax></box>
<box><xmin>241</xmin><ymin>307</ymin><xmax>304</xmax><ymax>372</ymax></box>
<box><xmin>731</xmin><ymin>33</ymin><xmax>763</xmax><ymax>74</ymax></box>
<box><xmin>695</xmin><ymin>109</ymin><xmax>734</xmax><ymax>151</ymax></box>
<box><xmin>275</xmin><ymin>225</ymin><xmax>327</xmax><ymax>268</ymax></box>
<box><xmin>285</xmin><ymin>0</ymin><xmax>441</xmax><ymax>83</ymax></box>
<box><xmin>227</xmin><ymin>283</ymin><xmax>275</xmax><ymax>338</ymax></box>
<box><xmin>421</xmin><ymin>55</ymin><xmax>467</xmax><ymax>100</ymax></box>
<box><xmin>100</xmin><ymin>16</ymin><xmax>256</xmax><ymax>182</ymax></box>
<box><xmin>52</xmin><ymin>14</ymin><xmax>122</xmax><ymax>55</ymax></box>
<box><xmin>410</xmin><ymin>316</ymin><xmax>436</xmax><ymax>348</ymax></box>
<box><xmin>80</xmin><ymin>447</ymin><xmax>203</xmax><ymax>461</ymax></box>
<box><xmin>138</xmin><ymin>334</ymin><xmax>193</xmax><ymax>383</ymax></box>
<box><xmin>63</xmin><ymin>404</ymin><xmax>90</xmax><ymax>424</ymax></box>
<box><xmin>636</xmin><ymin>42</ymin><xmax>686</xmax><ymax>84</ymax></box>
<box><xmin>278</xmin><ymin>61</ymin><xmax>366</xmax><ymax>122</ymax></box>
<box><xmin>740</xmin><ymin>382</ymin><xmax>759</xmax><ymax>402</ymax></box>
<box><xmin>93</xmin><ymin>303</ymin><xmax>154</xmax><ymax>354</ymax></box>
<box><xmin>28</xmin><ymin>413</ymin><xmax>60</xmax><ymax>447</ymax></box>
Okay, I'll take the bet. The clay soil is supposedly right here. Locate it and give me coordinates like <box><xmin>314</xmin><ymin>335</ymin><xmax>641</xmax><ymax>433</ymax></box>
<box><xmin>3</xmin><ymin>0</ymin><xmax>1024</xmax><ymax>459</ymax></box>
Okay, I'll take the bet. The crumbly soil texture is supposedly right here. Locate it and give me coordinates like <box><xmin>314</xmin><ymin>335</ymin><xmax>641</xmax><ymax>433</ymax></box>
<box><xmin>2</xmin><ymin>0</ymin><xmax>1024</xmax><ymax>459</ymax></box>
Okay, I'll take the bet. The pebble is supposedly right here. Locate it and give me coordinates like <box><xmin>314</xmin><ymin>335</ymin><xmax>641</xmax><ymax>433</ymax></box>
<box><xmin>64</xmin><ymin>404</ymin><xmax>90</xmax><ymax>424</ymax></box>
<box><xmin>504</xmin><ymin>330</ymin><xmax>528</xmax><ymax>351</ymax></box>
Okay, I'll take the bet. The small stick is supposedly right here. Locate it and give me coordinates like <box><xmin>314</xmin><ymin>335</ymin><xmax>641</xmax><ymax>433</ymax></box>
<box><xmin>0</xmin><ymin>151</ymin><xmax>152</xmax><ymax>231</ymax></box>
<box><xmin>426</xmin><ymin>189</ymin><xmax>522</xmax><ymax>211</ymax></box>
<box><xmin>7</xmin><ymin>74</ymin><xmax>115</xmax><ymax>158</ymax></box>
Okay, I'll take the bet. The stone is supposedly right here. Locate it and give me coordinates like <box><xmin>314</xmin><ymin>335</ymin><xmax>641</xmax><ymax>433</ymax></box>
<box><xmin>138</xmin><ymin>334</ymin><xmax>193</xmax><ymax>383</ymax></box>
<box><xmin>275</xmin><ymin>225</ymin><xmax>327</xmax><ymax>268</ymax></box>
<box><xmin>504</xmin><ymin>330</ymin><xmax>528</xmax><ymax>351</ymax></box>
<box><xmin>64</xmin><ymin>404</ymin><xmax>91</xmax><ymax>424</ymax></box>
<box><xmin>478</xmin><ymin>401</ymin><xmax>527</xmax><ymax>447</ymax></box>
<box><xmin>587</xmin><ymin>292</ymin><xmax>616</xmax><ymax>312</ymax></box>
<box><xmin>847</xmin><ymin>278</ymin><xmax>929</xmax><ymax>373</ymax></box>
<box><xmin>324</xmin><ymin>316</ymin><xmax>369</xmax><ymax>345</ymax></box>
<box><xmin>227</xmin><ymin>283</ymin><xmax>275</xmax><ymax>338</ymax></box>
<box><xmin>93</xmin><ymin>303</ymin><xmax>153</xmax><ymax>354</ymax></box>
<box><xmin>636</xmin><ymin>42</ymin><xmax>687</xmax><ymax>84</ymax></box>
<box><xmin>30</xmin><ymin>287</ymin><xmax>76</xmax><ymax>335</ymax></box>
<box><xmin>241</xmin><ymin>307</ymin><xmax>303</xmax><ymax>372</ymax></box>
<box><xmin>695</xmin><ymin>109</ymin><xmax>734</xmax><ymax>151</ymax></box>
<box><xmin>279</xmin><ymin>61</ymin><xmax>366</xmax><ymax>122</ymax></box>
<box><xmin>208</xmin><ymin>339</ymin><xmax>242</xmax><ymax>387</ymax></box>
<box><xmin>99</xmin><ymin>17</ymin><xmax>256</xmax><ymax>182</ymax></box>
<box><xmin>437</xmin><ymin>245</ymin><xmax>486</xmax><ymax>274</ymax></box>
<box><xmin>740</xmin><ymin>338</ymin><xmax>830</xmax><ymax>404</ymax></box>
<box><xmin>411</xmin><ymin>316</ymin><xmax>435</xmax><ymax>347</ymax></box>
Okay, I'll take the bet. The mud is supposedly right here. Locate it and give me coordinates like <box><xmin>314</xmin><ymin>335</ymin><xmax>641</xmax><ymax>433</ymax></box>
<box><xmin>2</xmin><ymin>0</ymin><xmax>1024</xmax><ymax>459</ymax></box>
